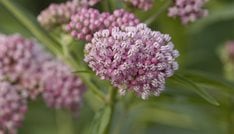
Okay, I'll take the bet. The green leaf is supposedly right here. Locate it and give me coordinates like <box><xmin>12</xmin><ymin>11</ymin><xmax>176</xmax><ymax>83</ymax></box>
<box><xmin>120</xmin><ymin>103</ymin><xmax>196</xmax><ymax>134</ymax></box>
<box><xmin>134</xmin><ymin>108</ymin><xmax>194</xmax><ymax>129</ymax></box>
<box><xmin>191</xmin><ymin>4</ymin><xmax>234</xmax><ymax>33</ymax></box>
<box><xmin>171</xmin><ymin>74</ymin><xmax>220</xmax><ymax>106</ymax></box>
<box><xmin>89</xmin><ymin>107</ymin><xmax>111</xmax><ymax>134</ymax></box>
<box><xmin>182</xmin><ymin>71</ymin><xmax>234</xmax><ymax>95</ymax></box>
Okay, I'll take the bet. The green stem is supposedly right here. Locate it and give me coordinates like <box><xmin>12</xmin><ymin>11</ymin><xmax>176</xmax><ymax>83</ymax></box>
<box><xmin>56</xmin><ymin>110</ymin><xmax>75</xmax><ymax>134</ymax></box>
<box><xmin>103</xmin><ymin>87</ymin><xmax>118</xmax><ymax>134</ymax></box>
<box><xmin>59</xmin><ymin>35</ymin><xmax>107</xmax><ymax>103</ymax></box>
<box><xmin>0</xmin><ymin>0</ymin><xmax>62</xmax><ymax>55</ymax></box>
<box><xmin>145</xmin><ymin>0</ymin><xmax>172</xmax><ymax>25</ymax></box>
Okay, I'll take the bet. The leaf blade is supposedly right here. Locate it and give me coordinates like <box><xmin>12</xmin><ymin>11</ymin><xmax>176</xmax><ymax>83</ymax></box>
<box><xmin>171</xmin><ymin>74</ymin><xmax>220</xmax><ymax>106</ymax></box>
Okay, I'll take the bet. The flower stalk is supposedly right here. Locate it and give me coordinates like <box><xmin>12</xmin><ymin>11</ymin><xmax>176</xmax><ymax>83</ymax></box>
<box><xmin>103</xmin><ymin>87</ymin><xmax>118</xmax><ymax>134</ymax></box>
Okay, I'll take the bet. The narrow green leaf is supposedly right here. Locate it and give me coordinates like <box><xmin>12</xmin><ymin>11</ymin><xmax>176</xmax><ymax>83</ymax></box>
<box><xmin>191</xmin><ymin>4</ymin><xmax>234</xmax><ymax>33</ymax></box>
<box><xmin>135</xmin><ymin>108</ymin><xmax>194</xmax><ymax>129</ymax></box>
<box><xmin>171</xmin><ymin>74</ymin><xmax>220</xmax><ymax>106</ymax></box>
<box><xmin>183</xmin><ymin>71</ymin><xmax>234</xmax><ymax>94</ymax></box>
<box><xmin>98</xmin><ymin>107</ymin><xmax>111</xmax><ymax>134</ymax></box>
<box><xmin>89</xmin><ymin>107</ymin><xmax>111</xmax><ymax>134</ymax></box>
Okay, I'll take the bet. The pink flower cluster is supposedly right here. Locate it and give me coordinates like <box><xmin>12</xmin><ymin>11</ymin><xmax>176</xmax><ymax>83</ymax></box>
<box><xmin>122</xmin><ymin>0</ymin><xmax>153</xmax><ymax>11</ymax></box>
<box><xmin>66</xmin><ymin>8</ymin><xmax>140</xmax><ymax>41</ymax></box>
<box><xmin>84</xmin><ymin>24</ymin><xmax>179</xmax><ymax>99</ymax></box>
<box><xmin>168</xmin><ymin>0</ymin><xmax>208</xmax><ymax>24</ymax></box>
<box><xmin>0</xmin><ymin>34</ymin><xmax>51</xmax><ymax>99</ymax></box>
<box><xmin>0</xmin><ymin>82</ymin><xmax>27</xmax><ymax>134</ymax></box>
<box><xmin>37</xmin><ymin>1</ymin><xmax>81</xmax><ymax>29</ymax></box>
<box><xmin>0</xmin><ymin>33</ymin><xmax>86</xmax><ymax>131</ymax></box>
<box><xmin>66</xmin><ymin>8</ymin><xmax>105</xmax><ymax>41</ymax></box>
<box><xmin>41</xmin><ymin>60</ymin><xmax>86</xmax><ymax>112</ymax></box>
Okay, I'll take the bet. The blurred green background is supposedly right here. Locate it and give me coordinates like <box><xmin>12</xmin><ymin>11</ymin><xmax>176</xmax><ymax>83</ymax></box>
<box><xmin>1</xmin><ymin>0</ymin><xmax>234</xmax><ymax>134</ymax></box>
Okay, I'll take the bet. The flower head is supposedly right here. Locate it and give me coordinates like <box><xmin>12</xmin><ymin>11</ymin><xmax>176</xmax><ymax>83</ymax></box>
<box><xmin>103</xmin><ymin>9</ymin><xmax>140</xmax><ymax>29</ymax></box>
<box><xmin>84</xmin><ymin>24</ymin><xmax>179</xmax><ymax>99</ymax></box>
<box><xmin>122</xmin><ymin>0</ymin><xmax>153</xmax><ymax>11</ymax></box>
<box><xmin>0</xmin><ymin>34</ymin><xmax>51</xmax><ymax>99</ymax></box>
<box><xmin>66</xmin><ymin>8</ymin><xmax>140</xmax><ymax>41</ymax></box>
<box><xmin>0</xmin><ymin>81</ymin><xmax>27</xmax><ymax>134</ymax></box>
<box><xmin>42</xmin><ymin>60</ymin><xmax>86</xmax><ymax>112</ymax></box>
<box><xmin>66</xmin><ymin>8</ymin><xmax>106</xmax><ymax>41</ymax></box>
<box><xmin>168</xmin><ymin>0</ymin><xmax>208</xmax><ymax>24</ymax></box>
<box><xmin>37</xmin><ymin>1</ymin><xmax>81</xmax><ymax>29</ymax></box>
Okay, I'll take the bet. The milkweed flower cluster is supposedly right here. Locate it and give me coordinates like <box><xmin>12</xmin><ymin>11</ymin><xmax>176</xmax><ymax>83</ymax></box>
<box><xmin>41</xmin><ymin>60</ymin><xmax>86</xmax><ymax>112</ymax></box>
<box><xmin>37</xmin><ymin>1</ymin><xmax>81</xmax><ymax>29</ymax></box>
<box><xmin>84</xmin><ymin>24</ymin><xmax>179</xmax><ymax>99</ymax></box>
<box><xmin>103</xmin><ymin>9</ymin><xmax>140</xmax><ymax>29</ymax></box>
<box><xmin>66</xmin><ymin>8</ymin><xmax>140</xmax><ymax>41</ymax></box>
<box><xmin>168</xmin><ymin>0</ymin><xmax>208</xmax><ymax>24</ymax></box>
<box><xmin>0</xmin><ymin>82</ymin><xmax>27</xmax><ymax>134</ymax></box>
<box><xmin>122</xmin><ymin>0</ymin><xmax>153</xmax><ymax>11</ymax></box>
<box><xmin>0</xmin><ymin>34</ymin><xmax>51</xmax><ymax>99</ymax></box>
<box><xmin>66</xmin><ymin>8</ymin><xmax>105</xmax><ymax>41</ymax></box>
<box><xmin>0</xmin><ymin>33</ymin><xmax>86</xmax><ymax>132</ymax></box>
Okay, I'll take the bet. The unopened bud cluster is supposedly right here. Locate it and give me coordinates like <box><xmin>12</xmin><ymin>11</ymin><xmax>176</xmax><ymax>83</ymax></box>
<box><xmin>37</xmin><ymin>1</ymin><xmax>81</xmax><ymax>29</ymax></box>
<box><xmin>168</xmin><ymin>0</ymin><xmax>208</xmax><ymax>24</ymax></box>
<box><xmin>66</xmin><ymin>8</ymin><xmax>140</xmax><ymax>41</ymax></box>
